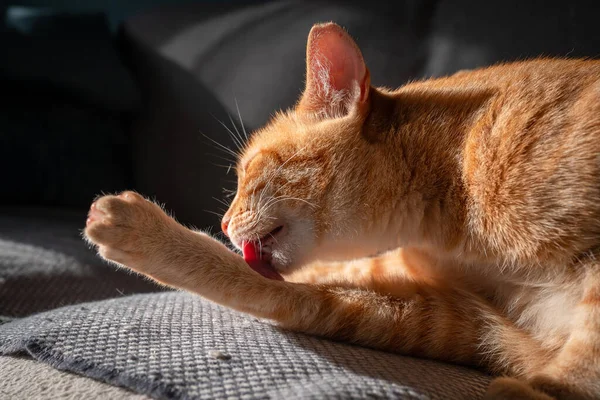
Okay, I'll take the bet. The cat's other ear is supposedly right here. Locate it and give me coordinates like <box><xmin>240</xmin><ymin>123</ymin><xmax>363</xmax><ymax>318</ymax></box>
<box><xmin>297</xmin><ymin>22</ymin><xmax>370</xmax><ymax>118</ymax></box>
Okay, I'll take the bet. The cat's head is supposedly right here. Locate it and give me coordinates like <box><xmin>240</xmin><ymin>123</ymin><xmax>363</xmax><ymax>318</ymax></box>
<box><xmin>222</xmin><ymin>23</ymin><xmax>381</xmax><ymax>273</ymax></box>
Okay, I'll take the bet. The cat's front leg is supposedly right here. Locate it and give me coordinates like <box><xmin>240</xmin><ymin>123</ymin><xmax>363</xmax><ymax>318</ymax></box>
<box><xmin>84</xmin><ymin>191</ymin><xmax>278</xmax><ymax>309</ymax></box>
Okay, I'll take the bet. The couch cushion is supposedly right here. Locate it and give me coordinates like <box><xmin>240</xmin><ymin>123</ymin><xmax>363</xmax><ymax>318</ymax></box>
<box><xmin>0</xmin><ymin>291</ymin><xmax>491</xmax><ymax>399</ymax></box>
<box><xmin>0</xmin><ymin>208</ymin><xmax>162</xmax><ymax>318</ymax></box>
<box><xmin>424</xmin><ymin>0</ymin><xmax>600</xmax><ymax>77</ymax></box>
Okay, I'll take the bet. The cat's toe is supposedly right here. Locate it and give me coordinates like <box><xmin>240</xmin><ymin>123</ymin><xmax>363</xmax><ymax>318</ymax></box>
<box><xmin>84</xmin><ymin>191</ymin><xmax>160</xmax><ymax>265</ymax></box>
<box><xmin>86</xmin><ymin>202</ymin><xmax>105</xmax><ymax>226</ymax></box>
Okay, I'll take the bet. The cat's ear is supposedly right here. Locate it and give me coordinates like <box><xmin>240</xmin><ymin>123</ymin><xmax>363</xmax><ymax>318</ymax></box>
<box><xmin>298</xmin><ymin>22</ymin><xmax>370</xmax><ymax>118</ymax></box>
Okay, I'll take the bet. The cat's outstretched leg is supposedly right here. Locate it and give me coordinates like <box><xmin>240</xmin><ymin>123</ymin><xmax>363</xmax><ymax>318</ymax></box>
<box><xmin>85</xmin><ymin>192</ymin><xmax>555</xmax><ymax>396</ymax></box>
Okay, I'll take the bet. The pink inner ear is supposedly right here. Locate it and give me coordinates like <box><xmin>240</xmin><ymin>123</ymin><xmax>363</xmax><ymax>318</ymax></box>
<box><xmin>311</xmin><ymin>28</ymin><xmax>366</xmax><ymax>95</ymax></box>
<box><xmin>303</xmin><ymin>23</ymin><xmax>369</xmax><ymax>111</ymax></box>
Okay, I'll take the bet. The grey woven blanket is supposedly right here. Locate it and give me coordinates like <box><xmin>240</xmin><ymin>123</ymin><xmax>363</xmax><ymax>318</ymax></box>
<box><xmin>0</xmin><ymin>292</ymin><xmax>491</xmax><ymax>399</ymax></box>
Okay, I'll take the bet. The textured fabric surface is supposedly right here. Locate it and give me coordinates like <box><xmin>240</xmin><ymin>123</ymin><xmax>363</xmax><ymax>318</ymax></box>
<box><xmin>0</xmin><ymin>292</ymin><xmax>491</xmax><ymax>399</ymax></box>
<box><xmin>0</xmin><ymin>355</ymin><xmax>150</xmax><ymax>400</ymax></box>
<box><xmin>0</xmin><ymin>208</ymin><xmax>162</xmax><ymax>317</ymax></box>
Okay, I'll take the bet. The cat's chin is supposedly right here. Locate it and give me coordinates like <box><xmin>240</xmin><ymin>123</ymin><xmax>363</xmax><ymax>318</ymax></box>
<box><xmin>269</xmin><ymin>251</ymin><xmax>299</xmax><ymax>273</ymax></box>
<box><xmin>273</xmin><ymin>248</ymin><xmax>343</xmax><ymax>276</ymax></box>
<box><xmin>268</xmin><ymin>248</ymin><xmax>317</xmax><ymax>275</ymax></box>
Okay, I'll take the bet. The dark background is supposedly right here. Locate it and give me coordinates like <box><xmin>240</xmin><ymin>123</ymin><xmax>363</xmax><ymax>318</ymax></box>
<box><xmin>1</xmin><ymin>0</ymin><xmax>599</xmax><ymax>232</ymax></box>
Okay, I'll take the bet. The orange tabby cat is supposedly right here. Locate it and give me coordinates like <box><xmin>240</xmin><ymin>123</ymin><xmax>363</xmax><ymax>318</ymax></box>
<box><xmin>84</xmin><ymin>23</ymin><xmax>600</xmax><ymax>399</ymax></box>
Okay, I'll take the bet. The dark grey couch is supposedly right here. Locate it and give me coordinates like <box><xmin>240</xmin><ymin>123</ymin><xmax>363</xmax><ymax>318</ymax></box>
<box><xmin>1</xmin><ymin>1</ymin><xmax>599</xmax><ymax>398</ymax></box>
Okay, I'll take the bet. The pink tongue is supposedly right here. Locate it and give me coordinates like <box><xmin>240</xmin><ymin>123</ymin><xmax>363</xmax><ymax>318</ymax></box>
<box><xmin>242</xmin><ymin>241</ymin><xmax>283</xmax><ymax>281</ymax></box>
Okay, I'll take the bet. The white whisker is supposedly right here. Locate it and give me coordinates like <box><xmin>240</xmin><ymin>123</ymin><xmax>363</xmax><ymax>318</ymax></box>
<box><xmin>210</xmin><ymin>114</ymin><xmax>244</xmax><ymax>151</ymax></box>
<box><xmin>212</xmin><ymin>197</ymin><xmax>231</xmax><ymax>208</ymax></box>
<box><xmin>200</xmin><ymin>132</ymin><xmax>239</xmax><ymax>158</ymax></box>
<box><xmin>204</xmin><ymin>209</ymin><xmax>225</xmax><ymax>219</ymax></box>
<box><xmin>267</xmin><ymin>232</ymin><xmax>280</xmax><ymax>245</ymax></box>
<box><xmin>263</xmin><ymin>196</ymin><xmax>317</xmax><ymax>213</ymax></box>
<box><xmin>208</xmin><ymin>153</ymin><xmax>237</xmax><ymax>165</ymax></box>
<box><xmin>234</xmin><ymin>96</ymin><xmax>249</xmax><ymax>141</ymax></box>
<box><xmin>258</xmin><ymin>145</ymin><xmax>308</xmax><ymax>210</ymax></box>
<box><xmin>227</xmin><ymin>112</ymin><xmax>246</xmax><ymax>149</ymax></box>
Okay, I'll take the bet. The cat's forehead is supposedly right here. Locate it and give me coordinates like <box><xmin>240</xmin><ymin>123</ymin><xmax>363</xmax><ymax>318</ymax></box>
<box><xmin>239</xmin><ymin>114</ymin><xmax>302</xmax><ymax>167</ymax></box>
<box><xmin>239</xmin><ymin>146</ymin><xmax>263</xmax><ymax>171</ymax></box>
<box><xmin>239</xmin><ymin>144</ymin><xmax>291</xmax><ymax>173</ymax></box>
<box><xmin>238</xmin><ymin>109</ymin><xmax>339</xmax><ymax>172</ymax></box>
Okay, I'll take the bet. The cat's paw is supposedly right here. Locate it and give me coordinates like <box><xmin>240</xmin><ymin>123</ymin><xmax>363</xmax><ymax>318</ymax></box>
<box><xmin>84</xmin><ymin>191</ymin><xmax>170</xmax><ymax>269</ymax></box>
<box><xmin>484</xmin><ymin>378</ymin><xmax>554</xmax><ymax>400</ymax></box>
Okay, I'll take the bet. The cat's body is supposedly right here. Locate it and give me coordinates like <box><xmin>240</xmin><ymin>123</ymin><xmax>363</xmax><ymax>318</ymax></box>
<box><xmin>85</xmin><ymin>23</ymin><xmax>600</xmax><ymax>399</ymax></box>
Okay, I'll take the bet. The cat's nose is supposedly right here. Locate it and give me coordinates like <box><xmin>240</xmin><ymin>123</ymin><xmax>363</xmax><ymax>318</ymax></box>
<box><xmin>221</xmin><ymin>217</ymin><xmax>230</xmax><ymax>237</ymax></box>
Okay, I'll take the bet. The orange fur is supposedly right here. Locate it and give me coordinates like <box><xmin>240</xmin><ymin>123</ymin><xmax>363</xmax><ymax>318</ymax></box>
<box><xmin>85</xmin><ymin>23</ymin><xmax>600</xmax><ymax>399</ymax></box>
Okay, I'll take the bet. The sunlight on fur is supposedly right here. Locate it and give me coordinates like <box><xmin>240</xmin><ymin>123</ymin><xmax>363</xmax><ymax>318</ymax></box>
<box><xmin>85</xmin><ymin>22</ymin><xmax>600</xmax><ymax>400</ymax></box>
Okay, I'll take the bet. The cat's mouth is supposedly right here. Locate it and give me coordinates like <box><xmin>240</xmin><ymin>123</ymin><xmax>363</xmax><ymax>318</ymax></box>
<box><xmin>241</xmin><ymin>225</ymin><xmax>285</xmax><ymax>281</ymax></box>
